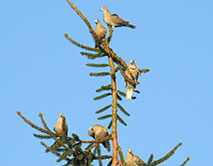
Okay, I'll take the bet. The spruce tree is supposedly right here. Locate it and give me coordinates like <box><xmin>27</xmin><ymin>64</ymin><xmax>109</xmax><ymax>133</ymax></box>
<box><xmin>17</xmin><ymin>1</ymin><xmax>190</xmax><ymax>165</ymax></box>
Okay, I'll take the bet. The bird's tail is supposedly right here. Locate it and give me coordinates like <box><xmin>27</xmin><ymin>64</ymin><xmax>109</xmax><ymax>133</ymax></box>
<box><xmin>126</xmin><ymin>88</ymin><xmax>133</xmax><ymax>99</ymax></box>
<box><xmin>102</xmin><ymin>140</ymin><xmax>111</xmax><ymax>152</ymax></box>
<box><xmin>124</xmin><ymin>21</ymin><xmax>136</xmax><ymax>29</ymax></box>
<box><xmin>127</xmin><ymin>24</ymin><xmax>136</xmax><ymax>29</ymax></box>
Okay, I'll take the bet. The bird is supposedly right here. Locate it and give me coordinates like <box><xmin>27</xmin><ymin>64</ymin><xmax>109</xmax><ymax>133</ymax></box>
<box><xmin>100</xmin><ymin>6</ymin><xmax>135</xmax><ymax>28</ymax></box>
<box><xmin>88</xmin><ymin>124</ymin><xmax>110</xmax><ymax>151</ymax></box>
<box><xmin>125</xmin><ymin>148</ymin><xmax>146</xmax><ymax>166</ymax></box>
<box><xmin>125</xmin><ymin>60</ymin><xmax>140</xmax><ymax>99</ymax></box>
<box><xmin>54</xmin><ymin>112</ymin><xmax>68</xmax><ymax>136</ymax></box>
<box><xmin>94</xmin><ymin>19</ymin><xmax>107</xmax><ymax>47</ymax></box>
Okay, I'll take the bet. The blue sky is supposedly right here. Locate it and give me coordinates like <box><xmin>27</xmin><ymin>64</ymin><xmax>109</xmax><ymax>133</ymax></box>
<box><xmin>1</xmin><ymin>0</ymin><xmax>213</xmax><ymax>165</ymax></box>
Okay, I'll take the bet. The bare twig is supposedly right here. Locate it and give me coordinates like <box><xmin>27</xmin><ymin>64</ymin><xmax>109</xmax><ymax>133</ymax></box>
<box><xmin>180</xmin><ymin>157</ymin><xmax>190</xmax><ymax>166</ymax></box>
<box><xmin>64</xmin><ymin>33</ymin><xmax>99</xmax><ymax>52</ymax></box>
<box><xmin>17</xmin><ymin>111</ymin><xmax>49</xmax><ymax>134</ymax></box>
<box><xmin>66</xmin><ymin>0</ymin><xmax>98</xmax><ymax>42</ymax></box>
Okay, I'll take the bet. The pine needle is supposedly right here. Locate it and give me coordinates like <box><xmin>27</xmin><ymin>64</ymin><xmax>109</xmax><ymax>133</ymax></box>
<box><xmin>93</xmin><ymin>93</ymin><xmax>111</xmax><ymax>100</ymax></box>
<box><xmin>96</xmin><ymin>104</ymin><xmax>112</xmax><ymax>114</ymax></box>
<box><xmin>98</xmin><ymin>114</ymin><xmax>112</xmax><ymax>120</ymax></box>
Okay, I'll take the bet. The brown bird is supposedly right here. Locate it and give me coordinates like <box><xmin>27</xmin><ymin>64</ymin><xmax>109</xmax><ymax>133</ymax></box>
<box><xmin>101</xmin><ymin>6</ymin><xmax>135</xmax><ymax>28</ymax></box>
<box><xmin>125</xmin><ymin>148</ymin><xmax>146</xmax><ymax>166</ymax></box>
<box><xmin>125</xmin><ymin>60</ymin><xmax>140</xmax><ymax>99</ymax></box>
<box><xmin>54</xmin><ymin>112</ymin><xmax>68</xmax><ymax>136</ymax></box>
<box><xmin>94</xmin><ymin>19</ymin><xmax>106</xmax><ymax>47</ymax></box>
<box><xmin>88</xmin><ymin>124</ymin><xmax>110</xmax><ymax>151</ymax></box>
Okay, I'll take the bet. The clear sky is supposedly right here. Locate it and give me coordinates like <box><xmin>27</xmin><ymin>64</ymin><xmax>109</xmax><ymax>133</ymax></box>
<box><xmin>1</xmin><ymin>0</ymin><xmax>213</xmax><ymax>165</ymax></box>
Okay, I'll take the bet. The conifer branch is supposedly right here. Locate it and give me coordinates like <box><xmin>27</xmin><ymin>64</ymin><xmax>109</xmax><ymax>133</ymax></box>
<box><xmin>118</xmin><ymin>146</ymin><xmax>126</xmax><ymax>166</ymax></box>
<box><xmin>66</xmin><ymin>0</ymin><xmax>98</xmax><ymax>42</ymax></box>
<box><xmin>33</xmin><ymin>134</ymin><xmax>52</xmax><ymax>139</ymax></box>
<box><xmin>39</xmin><ymin>113</ymin><xmax>70</xmax><ymax>151</ymax></box>
<box><xmin>117</xmin><ymin>90</ymin><xmax>126</xmax><ymax>98</ymax></box>
<box><xmin>95</xmin><ymin>155</ymin><xmax>113</xmax><ymax>160</ymax></box>
<box><xmin>107</xmin><ymin>159</ymin><xmax>113</xmax><ymax>166</ymax></box>
<box><xmin>93</xmin><ymin>144</ymin><xmax>100</xmax><ymax>155</ymax></box>
<box><xmin>80</xmin><ymin>140</ymin><xmax>98</xmax><ymax>143</ymax></box>
<box><xmin>117</xmin><ymin>115</ymin><xmax>127</xmax><ymax>126</ymax></box>
<box><xmin>65</xmin><ymin>34</ymin><xmax>98</xmax><ymax>52</ymax></box>
<box><xmin>93</xmin><ymin>93</ymin><xmax>112</xmax><ymax>100</ymax></box>
<box><xmin>57</xmin><ymin>149</ymin><xmax>74</xmax><ymax>162</ymax></box>
<box><xmin>117</xmin><ymin>94</ymin><xmax>122</xmax><ymax>101</ymax></box>
<box><xmin>103</xmin><ymin>39</ymin><xmax>119</xmax><ymax>165</ymax></box>
<box><xmin>115</xmin><ymin>67</ymin><xmax>119</xmax><ymax>73</ymax></box>
<box><xmin>101</xmin><ymin>39</ymin><xmax>128</xmax><ymax>69</ymax></box>
<box><xmin>97</xmin><ymin>145</ymin><xmax>102</xmax><ymax>165</ymax></box>
<box><xmin>179</xmin><ymin>157</ymin><xmax>190</xmax><ymax>166</ymax></box>
<box><xmin>86</xmin><ymin>63</ymin><xmax>109</xmax><ymax>67</ymax></box>
<box><xmin>41</xmin><ymin>142</ymin><xmax>61</xmax><ymax>157</ymax></box>
<box><xmin>87</xmin><ymin>143</ymin><xmax>100</xmax><ymax>152</ymax></box>
<box><xmin>82</xmin><ymin>134</ymin><xmax>111</xmax><ymax>145</ymax></box>
<box><xmin>17</xmin><ymin>2</ymin><xmax>188</xmax><ymax>166</ymax></box>
<box><xmin>117</xmin><ymin>103</ymin><xmax>130</xmax><ymax>116</ymax></box>
<box><xmin>90</xmin><ymin>72</ymin><xmax>111</xmax><ymax>76</ymax></box>
<box><xmin>99</xmin><ymin>159</ymin><xmax>103</xmax><ymax>166</ymax></box>
<box><xmin>17</xmin><ymin>111</ymin><xmax>49</xmax><ymax>135</ymax></box>
<box><xmin>41</xmin><ymin>142</ymin><xmax>70</xmax><ymax>163</ymax></box>
<box><xmin>46</xmin><ymin>141</ymin><xmax>61</xmax><ymax>153</ymax></box>
<box><xmin>98</xmin><ymin>114</ymin><xmax>112</xmax><ymax>120</ymax></box>
<box><xmin>150</xmin><ymin>143</ymin><xmax>182</xmax><ymax>166</ymax></box>
<box><xmin>108</xmin><ymin>120</ymin><xmax>112</xmax><ymax>129</ymax></box>
<box><xmin>96</xmin><ymin>104</ymin><xmax>112</xmax><ymax>114</ymax></box>
<box><xmin>147</xmin><ymin>153</ymin><xmax>154</xmax><ymax>165</ymax></box>
<box><xmin>107</xmin><ymin>25</ymin><xmax>113</xmax><ymax>43</ymax></box>
<box><xmin>96</xmin><ymin>85</ymin><xmax>112</xmax><ymax>92</ymax></box>
<box><xmin>72</xmin><ymin>133</ymin><xmax>80</xmax><ymax>141</ymax></box>
<box><xmin>55</xmin><ymin>148</ymin><xmax>67</xmax><ymax>152</ymax></box>
<box><xmin>139</xmin><ymin>68</ymin><xmax>150</xmax><ymax>73</ymax></box>
<box><xmin>81</xmin><ymin>52</ymin><xmax>107</xmax><ymax>59</ymax></box>
<box><xmin>85</xmin><ymin>143</ymin><xmax>94</xmax><ymax>151</ymax></box>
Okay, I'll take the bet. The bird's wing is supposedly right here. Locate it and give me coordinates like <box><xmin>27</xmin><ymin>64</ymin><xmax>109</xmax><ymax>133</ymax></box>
<box><xmin>111</xmin><ymin>13</ymin><xmax>126</xmax><ymax>24</ymax></box>
<box><xmin>133</xmin><ymin>155</ymin><xmax>145</xmax><ymax>166</ymax></box>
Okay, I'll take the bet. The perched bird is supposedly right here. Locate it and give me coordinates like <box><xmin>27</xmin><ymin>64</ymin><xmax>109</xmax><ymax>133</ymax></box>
<box><xmin>125</xmin><ymin>60</ymin><xmax>140</xmax><ymax>99</ymax></box>
<box><xmin>100</xmin><ymin>6</ymin><xmax>135</xmax><ymax>28</ymax></box>
<box><xmin>88</xmin><ymin>124</ymin><xmax>110</xmax><ymax>151</ymax></box>
<box><xmin>54</xmin><ymin>112</ymin><xmax>68</xmax><ymax>136</ymax></box>
<box><xmin>125</xmin><ymin>148</ymin><xmax>146</xmax><ymax>166</ymax></box>
<box><xmin>94</xmin><ymin>19</ymin><xmax>107</xmax><ymax>47</ymax></box>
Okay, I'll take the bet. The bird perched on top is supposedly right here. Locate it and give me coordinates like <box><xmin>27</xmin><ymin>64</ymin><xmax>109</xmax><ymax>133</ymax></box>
<box><xmin>100</xmin><ymin>6</ymin><xmax>135</xmax><ymax>29</ymax></box>
<box><xmin>125</xmin><ymin>148</ymin><xmax>146</xmax><ymax>166</ymax></box>
<box><xmin>125</xmin><ymin>60</ymin><xmax>140</xmax><ymax>100</ymax></box>
<box><xmin>94</xmin><ymin>19</ymin><xmax>107</xmax><ymax>47</ymax></box>
<box><xmin>54</xmin><ymin>112</ymin><xmax>68</xmax><ymax>136</ymax></box>
<box><xmin>88</xmin><ymin>124</ymin><xmax>110</xmax><ymax>151</ymax></box>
